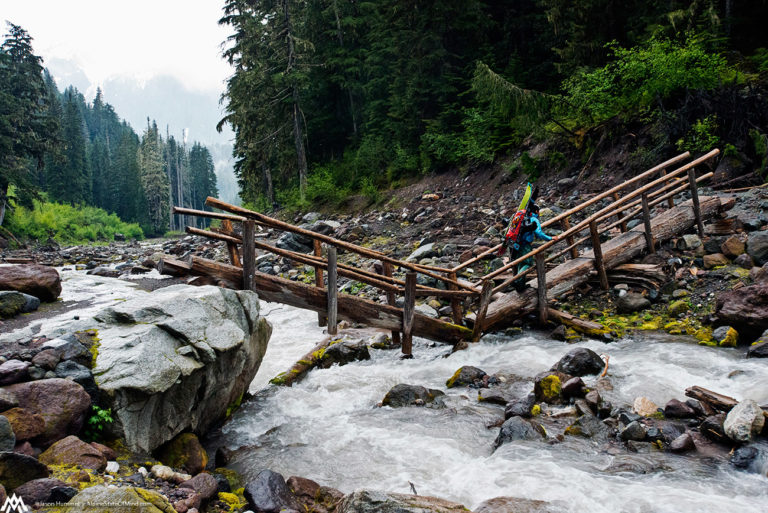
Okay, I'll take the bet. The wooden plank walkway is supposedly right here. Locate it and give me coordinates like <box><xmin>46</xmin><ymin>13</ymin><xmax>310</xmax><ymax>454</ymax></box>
<box><xmin>161</xmin><ymin>150</ymin><xmax>725</xmax><ymax>353</ymax></box>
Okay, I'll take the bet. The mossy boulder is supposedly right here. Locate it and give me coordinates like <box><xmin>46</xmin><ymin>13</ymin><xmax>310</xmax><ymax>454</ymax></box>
<box><xmin>712</xmin><ymin>326</ymin><xmax>739</xmax><ymax>347</ymax></box>
<box><xmin>703</xmin><ymin>253</ymin><xmax>730</xmax><ymax>269</ymax></box>
<box><xmin>47</xmin><ymin>486</ymin><xmax>176</xmax><ymax>513</ymax></box>
<box><xmin>1</xmin><ymin>407</ymin><xmax>45</xmax><ymax>441</ymax></box>
<box><xmin>533</xmin><ymin>371</ymin><xmax>569</xmax><ymax>404</ymax></box>
<box><xmin>0</xmin><ymin>451</ymin><xmax>49</xmax><ymax>491</ymax></box>
<box><xmin>668</xmin><ymin>300</ymin><xmax>690</xmax><ymax>317</ymax></box>
<box><xmin>0</xmin><ymin>291</ymin><xmax>26</xmax><ymax>318</ymax></box>
<box><xmin>157</xmin><ymin>432</ymin><xmax>208</xmax><ymax>475</ymax></box>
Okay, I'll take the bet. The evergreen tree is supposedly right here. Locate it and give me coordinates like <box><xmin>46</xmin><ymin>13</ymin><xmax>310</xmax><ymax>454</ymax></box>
<box><xmin>0</xmin><ymin>22</ymin><xmax>57</xmax><ymax>225</ymax></box>
<box><xmin>137</xmin><ymin>121</ymin><xmax>169</xmax><ymax>235</ymax></box>
<box><xmin>46</xmin><ymin>88</ymin><xmax>89</xmax><ymax>205</ymax></box>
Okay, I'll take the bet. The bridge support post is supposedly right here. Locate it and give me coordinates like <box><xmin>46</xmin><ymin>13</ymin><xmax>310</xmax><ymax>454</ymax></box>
<box><xmin>383</xmin><ymin>261</ymin><xmax>401</xmax><ymax>347</ymax></box>
<box><xmin>314</xmin><ymin>240</ymin><xmax>327</xmax><ymax>327</ymax></box>
<box><xmin>613</xmin><ymin>192</ymin><xmax>628</xmax><ymax>232</ymax></box>
<box><xmin>687</xmin><ymin>168</ymin><xmax>705</xmax><ymax>237</ymax></box>
<box><xmin>472</xmin><ymin>280</ymin><xmax>494</xmax><ymax>342</ymax></box>
<box><xmin>561</xmin><ymin>217</ymin><xmax>579</xmax><ymax>259</ymax></box>
<box><xmin>448</xmin><ymin>271</ymin><xmax>463</xmax><ymax>324</ymax></box>
<box><xmin>641</xmin><ymin>192</ymin><xmax>655</xmax><ymax>254</ymax></box>
<box><xmin>242</xmin><ymin>220</ymin><xmax>256</xmax><ymax>291</ymax></box>
<box><xmin>402</xmin><ymin>272</ymin><xmax>416</xmax><ymax>357</ymax></box>
<box><xmin>326</xmin><ymin>245</ymin><xmax>338</xmax><ymax>335</ymax></box>
<box><xmin>535</xmin><ymin>253</ymin><xmax>548</xmax><ymax>325</ymax></box>
<box><xmin>222</xmin><ymin>219</ymin><xmax>241</xmax><ymax>267</ymax></box>
<box><xmin>660</xmin><ymin>168</ymin><xmax>675</xmax><ymax>208</ymax></box>
<box><xmin>589</xmin><ymin>220</ymin><xmax>610</xmax><ymax>290</ymax></box>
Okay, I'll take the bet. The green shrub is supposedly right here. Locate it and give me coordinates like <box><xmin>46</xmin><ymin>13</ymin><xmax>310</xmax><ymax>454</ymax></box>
<box><xmin>676</xmin><ymin>115</ymin><xmax>720</xmax><ymax>153</ymax></box>
<box><xmin>6</xmin><ymin>199</ymin><xmax>144</xmax><ymax>244</ymax></box>
<box><xmin>83</xmin><ymin>405</ymin><xmax>113</xmax><ymax>442</ymax></box>
<box><xmin>563</xmin><ymin>37</ymin><xmax>730</xmax><ymax>124</ymax></box>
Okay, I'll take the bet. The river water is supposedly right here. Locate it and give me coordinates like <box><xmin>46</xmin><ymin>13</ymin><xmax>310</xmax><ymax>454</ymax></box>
<box><xmin>211</xmin><ymin>302</ymin><xmax>768</xmax><ymax>513</ymax></box>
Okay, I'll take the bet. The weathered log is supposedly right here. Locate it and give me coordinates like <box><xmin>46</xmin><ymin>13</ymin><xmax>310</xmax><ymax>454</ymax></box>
<box><xmin>188</xmin><ymin>256</ymin><xmax>473</xmax><ymax>344</ymax></box>
<box><xmin>270</xmin><ymin>336</ymin><xmax>338</xmax><ymax>387</ymax></box>
<box><xmin>158</xmin><ymin>257</ymin><xmax>192</xmax><ymax>277</ymax></box>
<box><xmin>482</xmin><ymin>196</ymin><xmax>721</xmax><ymax>331</ymax></box>
<box><xmin>547</xmin><ymin>309</ymin><xmax>607</xmax><ymax>338</ymax></box>
<box><xmin>684</xmin><ymin>386</ymin><xmax>738</xmax><ymax>412</ymax></box>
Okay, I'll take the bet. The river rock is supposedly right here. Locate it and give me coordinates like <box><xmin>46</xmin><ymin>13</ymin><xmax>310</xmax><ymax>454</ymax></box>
<box><xmin>39</xmin><ymin>335</ymin><xmax>92</xmax><ymax>368</ymax></box>
<box><xmin>382</xmin><ymin>384</ymin><xmax>445</xmax><ymax>408</ymax></box>
<box><xmin>0</xmin><ymin>291</ymin><xmax>26</xmax><ymax>318</ymax></box>
<box><xmin>54</xmin><ymin>361</ymin><xmax>98</xmax><ymax>399</ymax></box>
<box><xmin>286</xmin><ymin>476</ymin><xmax>344</xmax><ymax>513</ymax></box>
<box><xmin>31</xmin><ymin>349</ymin><xmax>61</xmax><ymax>370</ymax></box>
<box><xmin>747</xmin><ymin>231</ymin><xmax>768</xmax><ymax>265</ymax></box>
<box><xmin>1</xmin><ymin>407</ymin><xmax>45</xmax><ymax>441</ymax></box>
<box><xmin>534</xmin><ymin>371</ymin><xmax>569</xmax><ymax>404</ymax></box>
<box><xmin>669</xmin><ymin>433</ymin><xmax>696</xmax><ymax>452</ymax></box>
<box><xmin>0</xmin><ymin>451</ymin><xmax>49</xmax><ymax>491</ymax></box>
<box><xmin>85</xmin><ymin>285</ymin><xmax>271</xmax><ymax>453</ymax></box>
<box><xmin>494</xmin><ymin>417</ymin><xmax>544</xmax><ymax>449</ymax></box>
<box><xmin>561</xmin><ymin>377</ymin><xmax>586</xmax><ymax>398</ymax></box>
<box><xmin>405</xmin><ymin>243</ymin><xmax>438</xmax><ymax>262</ymax></box>
<box><xmin>552</xmin><ymin>348</ymin><xmax>604</xmax><ymax>376</ymax></box>
<box><xmin>0</xmin><ymin>359</ymin><xmax>30</xmax><ymax>385</ymax></box>
<box><xmin>700</xmin><ymin>414</ymin><xmax>729</xmax><ymax>444</ymax></box>
<box><xmin>0</xmin><ymin>388</ymin><xmax>18</xmax><ymax>411</ymax></box>
<box><xmin>616</xmin><ymin>293</ymin><xmax>651</xmax><ymax>314</ymax></box>
<box><xmin>0</xmin><ymin>414</ymin><xmax>14</xmax><ymax>451</ymax></box>
<box><xmin>87</xmin><ymin>266</ymin><xmax>121</xmax><ymax>278</ymax></box>
<box><xmin>663</xmin><ymin>399</ymin><xmax>697</xmax><ymax>419</ymax></box>
<box><xmin>730</xmin><ymin>445</ymin><xmax>760</xmax><ymax>470</ymax></box>
<box><xmin>473</xmin><ymin>496</ymin><xmax>556</xmax><ymax>513</ymax></box>
<box><xmin>715</xmin><ymin>281</ymin><xmax>768</xmax><ymax>337</ymax></box>
<box><xmin>733</xmin><ymin>253</ymin><xmax>754</xmax><ymax>269</ymax></box>
<box><xmin>0</xmin><ymin>265</ymin><xmax>61</xmax><ymax>302</ymax></box>
<box><xmin>180</xmin><ymin>473</ymin><xmax>219</xmax><ymax>502</ymax></box>
<box><xmin>244</xmin><ymin>469</ymin><xmax>302</xmax><ymax>513</ymax></box>
<box><xmin>14</xmin><ymin>478</ymin><xmax>68</xmax><ymax>506</ymax></box>
<box><xmin>39</xmin><ymin>435</ymin><xmax>107</xmax><ymax>471</ymax></box>
<box><xmin>47</xmin><ymin>485</ymin><xmax>176</xmax><ymax>513</ymax></box>
<box><xmin>721</xmin><ymin>235</ymin><xmax>745</xmax><ymax>258</ymax></box>
<box><xmin>318</xmin><ymin>339</ymin><xmax>370</xmax><ymax>368</ymax></box>
<box><xmin>565</xmin><ymin>413</ymin><xmax>610</xmax><ymax>440</ymax></box>
<box><xmin>711</xmin><ymin>326</ymin><xmax>739</xmax><ymax>347</ymax></box>
<box><xmin>747</xmin><ymin>341</ymin><xmax>768</xmax><ymax>358</ymax></box>
<box><xmin>1</xmin><ymin>378</ymin><xmax>91</xmax><ymax>446</ymax></box>
<box><xmin>724</xmin><ymin>399</ymin><xmax>765</xmax><ymax>442</ymax></box>
<box><xmin>157</xmin><ymin>432</ymin><xmax>208</xmax><ymax>475</ymax></box>
<box><xmin>505</xmin><ymin>393</ymin><xmax>536</xmax><ymax>419</ymax></box>
<box><xmin>633</xmin><ymin>397</ymin><xmax>659</xmax><ymax>417</ymax></box>
<box><xmin>678</xmin><ymin>234</ymin><xmax>702</xmax><ymax>250</ymax></box>
<box><xmin>620</xmin><ymin>421</ymin><xmax>646</xmax><ymax>441</ymax></box>
<box><xmin>446</xmin><ymin>366</ymin><xmax>487</xmax><ymax>388</ymax></box>
<box><xmin>338</xmin><ymin>490</ymin><xmax>467</xmax><ymax>513</ymax></box>
<box><xmin>703</xmin><ymin>253</ymin><xmax>730</xmax><ymax>269</ymax></box>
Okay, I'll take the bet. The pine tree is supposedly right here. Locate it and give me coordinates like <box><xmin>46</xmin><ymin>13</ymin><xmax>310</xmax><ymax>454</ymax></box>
<box><xmin>137</xmin><ymin>120</ymin><xmax>169</xmax><ymax>235</ymax></box>
<box><xmin>46</xmin><ymin>88</ymin><xmax>88</xmax><ymax>205</ymax></box>
<box><xmin>0</xmin><ymin>22</ymin><xmax>58</xmax><ymax>224</ymax></box>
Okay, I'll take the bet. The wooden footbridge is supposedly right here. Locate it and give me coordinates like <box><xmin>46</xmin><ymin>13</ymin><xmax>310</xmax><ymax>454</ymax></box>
<box><xmin>160</xmin><ymin>149</ymin><xmax>724</xmax><ymax>356</ymax></box>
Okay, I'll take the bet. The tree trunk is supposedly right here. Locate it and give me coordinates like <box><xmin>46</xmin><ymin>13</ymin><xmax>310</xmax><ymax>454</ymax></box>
<box><xmin>332</xmin><ymin>0</ymin><xmax>358</xmax><ymax>136</ymax></box>
<box><xmin>0</xmin><ymin>180</ymin><xmax>8</xmax><ymax>227</ymax></box>
<box><xmin>263</xmin><ymin>164</ymin><xmax>274</xmax><ymax>207</ymax></box>
<box><xmin>283</xmin><ymin>0</ymin><xmax>308</xmax><ymax>201</ymax></box>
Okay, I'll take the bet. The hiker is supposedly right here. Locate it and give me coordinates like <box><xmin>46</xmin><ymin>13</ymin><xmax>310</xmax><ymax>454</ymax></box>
<box><xmin>509</xmin><ymin>203</ymin><xmax>558</xmax><ymax>292</ymax></box>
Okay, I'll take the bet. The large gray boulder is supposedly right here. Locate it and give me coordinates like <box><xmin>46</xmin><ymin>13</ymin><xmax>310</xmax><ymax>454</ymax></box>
<box><xmin>0</xmin><ymin>264</ymin><xmax>61</xmax><ymax>302</ymax></box>
<box><xmin>747</xmin><ymin>232</ymin><xmax>768</xmax><ymax>266</ymax></box>
<box><xmin>337</xmin><ymin>490</ymin><xmax>467</xmax><ymax>513</ymax></box>
<box><xmin>90</xmin><ymin>285</ymin><xmax>271</xmax><ymax>453</ymax></box>
<box><xmin>724</xmin><ymin>399</ymin><xmax>765</xmax><ymax>443</ymax></box>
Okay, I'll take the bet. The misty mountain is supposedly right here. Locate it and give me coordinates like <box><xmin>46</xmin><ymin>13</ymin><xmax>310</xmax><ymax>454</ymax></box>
<box><xmin>45</xmin><ymin>58</ymin><xmax>240</xmax><ymax>205</ymax></box>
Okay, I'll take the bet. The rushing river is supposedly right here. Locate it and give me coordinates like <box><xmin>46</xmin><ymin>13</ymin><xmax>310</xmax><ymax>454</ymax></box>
<box><xmin>210</xmin><ymin>302</ymin><xmax>768</xmax><ymax>513</ymax></box>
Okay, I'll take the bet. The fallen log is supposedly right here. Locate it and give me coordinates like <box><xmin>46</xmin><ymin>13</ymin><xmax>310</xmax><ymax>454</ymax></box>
<box><xmin>188</xmin><ymin>256</ymin><xmax>473</xmax><ymax>344</ymax></box>
<box><xmin>482</xmin><ymin>196</ymin><xmax>721</xmax><ymax>332</ymax></box>
<box><xmin>158</xmin><ymin>257</ymin><xmax>192</xmax><ymax>277</ymax></box>
<box><xmin>685</xmin><ymin>385</ymin><xmax>768</xmax><ymax>417</ymax></box>
<box><xmin>269</xmin><ymin>336</ymin><xmax>337</xmax><ymax>386</ymax></box>
<box><xmin>547</xmin><ymin>309</ymin><xmax>608</xmax><ymax>338</ymax></box>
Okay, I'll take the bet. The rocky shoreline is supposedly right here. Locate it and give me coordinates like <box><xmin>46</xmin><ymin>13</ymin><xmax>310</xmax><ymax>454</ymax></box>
<box><xmin>1</xmin><ymin>177</ymin><xmax>767</xmax><ymax>511</ymax></box>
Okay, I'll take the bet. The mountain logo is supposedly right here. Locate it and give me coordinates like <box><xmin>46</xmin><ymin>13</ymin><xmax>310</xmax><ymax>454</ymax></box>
<box><xmin>0</xmin><ymin>494</ymin><xmax>30</xmax><ymax>513</ymax></box>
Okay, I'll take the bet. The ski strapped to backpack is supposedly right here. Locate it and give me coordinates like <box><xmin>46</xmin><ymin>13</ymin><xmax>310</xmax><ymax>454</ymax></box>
<box><xmin>498</xmin><ymin>183</ymin><xmax>538</xmax><ymax>255</ymax></box>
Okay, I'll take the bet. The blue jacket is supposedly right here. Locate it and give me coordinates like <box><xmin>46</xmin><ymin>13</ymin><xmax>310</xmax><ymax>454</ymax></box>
<box><xmin>520</xmin><ymin>214</ymin><xmax>551</xmax><ymax>244</ymax></box>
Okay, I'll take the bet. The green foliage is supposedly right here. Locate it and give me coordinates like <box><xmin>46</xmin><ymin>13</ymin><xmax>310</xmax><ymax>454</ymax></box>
<box><xmin>750</xmin><ymin>129</ymin><xmax>768</xmax><ymax>180</ymax></box>
<box><xmin>676</xmin><ymin>115</ymin><xmax>720</xmax><ymax>153</ymax></box>
<box><xmin>6</xmin><ymin>198</ymin><xmax>144</xmax><ymax>244</ymax></box>
<box><xmin>83</xmin><ymin>405</ymin><xmax>113</xmax><ymax>442</ymax></box>
<box><xmin>749</xmin><ymin>48</ymin><xmax>768</xmax><ymax>73</ymax></box>
<box><xmin>563</xmin><ymin>38</ymin><xmax>729</xmax><ymax>124</ymax></box>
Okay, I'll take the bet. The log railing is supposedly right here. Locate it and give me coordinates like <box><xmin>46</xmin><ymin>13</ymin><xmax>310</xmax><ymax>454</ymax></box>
<box><xmin>168</xmin><ymin>148</ymin><xmax>719</xmax><ymax>353</ymax></box>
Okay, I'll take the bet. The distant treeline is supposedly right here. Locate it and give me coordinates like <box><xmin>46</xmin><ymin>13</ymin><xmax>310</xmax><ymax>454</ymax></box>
<box><xmin>0</xmin><ymin>22</ymin><xmax>218</xmax><ymax>238</ymax></box>
<box><xmin>220</xmin><ymin>0</ymin><xmax>768</xmax><ymax>210</ymax></box>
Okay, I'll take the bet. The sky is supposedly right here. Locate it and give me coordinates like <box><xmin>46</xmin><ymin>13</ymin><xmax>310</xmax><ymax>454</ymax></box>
<box><xmin>0</xmin><ymin>0</ymin><xmax>232</xmax><ymax>94</ymax></box>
